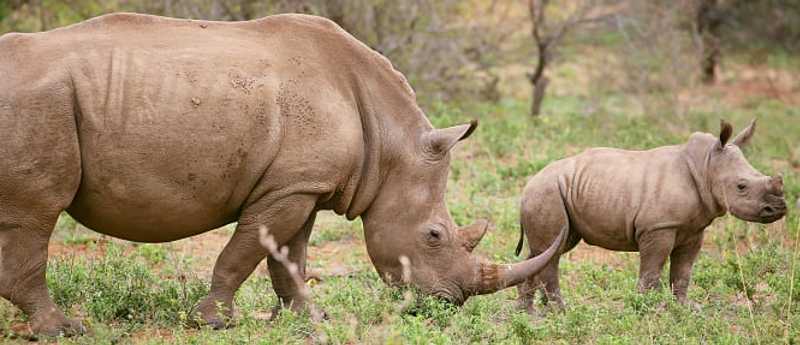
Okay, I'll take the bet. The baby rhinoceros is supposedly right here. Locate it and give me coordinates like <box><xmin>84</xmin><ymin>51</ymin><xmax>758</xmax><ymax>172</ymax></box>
<box><xmin>516</xmin><ymin>119</ymin><xmax>787</xmax><ymax>312</ymax></box>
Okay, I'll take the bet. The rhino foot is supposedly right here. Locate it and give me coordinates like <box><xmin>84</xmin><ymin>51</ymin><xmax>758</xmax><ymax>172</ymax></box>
<box><xmin>517</xmin><ymin>303</ymin><xmax>564</xmax><ymax>319</ymax></box>
<box><xmin>268</xmin><ymin>302</ymin><xmax>328</xmax><ymax>323</ymax></box>
<box><xmin>677</xmin><ymin>299</ymin><xmax>703</xmax><ymax>312</ymax></box>
<box><xmin>516</xmin><ymin>298</ymin><xmax>535</xmax><ymax>315</ymax></box>
<box><xmin>195</xmin><ymin>296</ymin><xmax>234</xmax><ymax>330</ymax></box>
<box><xmin>204</xmin><ymin>318</ymin><xmax>229</xmax><ymax>330</ymax></box>
<box><xmin>309</xmin><ymin>305</ymin><xmax>328</xmax><ymax>322</ymax></box>
<box><xmin>30</xmin><ymin>311</ymin><xmax>86</xmax><ymax>338</ymax></box>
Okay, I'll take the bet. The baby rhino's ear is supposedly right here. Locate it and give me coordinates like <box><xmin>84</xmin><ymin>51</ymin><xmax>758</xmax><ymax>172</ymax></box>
<box><xmin>718</xmin><ymin>119</ymin><xmax>733</xmax><ymax>148</ymax></box>
<box><xmin>732</xmin><ymin>119</ymin><xmax>756</xmax><ymax>148</ymax></box>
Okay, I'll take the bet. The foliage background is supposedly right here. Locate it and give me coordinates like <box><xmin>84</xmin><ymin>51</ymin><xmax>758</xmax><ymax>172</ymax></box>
<box><xmin>0</xmin><ymin>0</ymin><xmax>799</xmax><ymax>344</ymax></box>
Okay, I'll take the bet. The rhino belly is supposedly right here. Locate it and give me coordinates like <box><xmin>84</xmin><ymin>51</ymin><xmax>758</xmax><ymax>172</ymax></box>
<box><xmin>66</xmin><ymin>165</ymin><xmax>244</xmax><ymax>243</ymax></box>
<box><xmin>570</xmin><ymin>182</ymin><xmax>639</xmax><ymax>251</ymax></box>
<box><xmin>65</xmin><ymin>48</ymin><xmax>284</xmax><ymax>242</ymax></box>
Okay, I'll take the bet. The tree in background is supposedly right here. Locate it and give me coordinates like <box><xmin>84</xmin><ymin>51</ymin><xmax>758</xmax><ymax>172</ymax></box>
<box><xmin>695</xmin><ymin>0</ymin><xmax>722</xmax><ymax>84</ymax></box>
<box><xmin>0</xmin><ymin>0</ymin><xmax>507</xmax><ymax>105</ymax></box>
<box><xmin>526</xmin><ymin>0</ymin><xmax>612</xmax><ymax>117</ymax></box>
<box><xmin>2</xmin><ymin>0</ymin><xmax>797</xmax><ymax>110</ymax></box>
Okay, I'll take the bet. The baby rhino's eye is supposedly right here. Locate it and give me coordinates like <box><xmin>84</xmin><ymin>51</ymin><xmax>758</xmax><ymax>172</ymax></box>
<box><xmin>737</xmin><ymin>183</ymin><xmax>747</xmax><ymax>191</ymax></box>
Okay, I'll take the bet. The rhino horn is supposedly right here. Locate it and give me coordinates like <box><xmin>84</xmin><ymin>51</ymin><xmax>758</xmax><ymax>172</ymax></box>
<box><xmin>471</xmin><ymin>224</ymin><xmax>567</xmax><ymax>295</ymax></box>
<box><xmin>460</xmin><ymin>220</ymin><xmax>489</xmax><ymax>252</ymax></box>
<box><xmin>770</xmin><ymin>175</ymin><xmax>784</xmax><ymax>195</ymax></box>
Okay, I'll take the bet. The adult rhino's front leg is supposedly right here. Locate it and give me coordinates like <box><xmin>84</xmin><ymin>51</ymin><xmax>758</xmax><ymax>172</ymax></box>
<box><xmin>197</xmin><ymin>193</ymin><xmax>318</xmax><ymax>329</ymax></box>
<box><xmin>267</xmin><ymin>211</ymin><xmax>322</xmax><ymax>319</ymax></box>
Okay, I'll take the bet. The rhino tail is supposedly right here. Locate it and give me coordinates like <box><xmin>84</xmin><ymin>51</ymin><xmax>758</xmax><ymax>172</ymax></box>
<box><xmin>516</xmin><ymin>177</ymin><xmax>573</xmax><ymax>257</ymax></box>
<box><xmin>515</xmin><ymin>221</ymin><xmax>525</xmax><ymax>256</ymax></box>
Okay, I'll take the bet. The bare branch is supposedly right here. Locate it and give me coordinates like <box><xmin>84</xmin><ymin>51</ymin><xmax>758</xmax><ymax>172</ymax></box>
<box><xmin>526</xmin><ymin>0</ymin><xmax>617</xmax><ymax>116</ymax></box>
<box><xmin>258</xmin><ymin>225</ymin><xmax>309</xmax><ymax>303</ymax></box>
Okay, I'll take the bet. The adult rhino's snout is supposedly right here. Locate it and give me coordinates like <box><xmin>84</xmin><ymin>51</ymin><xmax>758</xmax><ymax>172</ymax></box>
<box><xmin>467</xmin><ymin>225</ymin><xmax>567</xmax><ymax>296</ymax></box>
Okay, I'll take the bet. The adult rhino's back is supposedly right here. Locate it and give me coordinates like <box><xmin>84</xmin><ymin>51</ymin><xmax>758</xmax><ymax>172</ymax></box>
<box><xmin>5</xmin><ymin>13</ymin><xmax>366</xmax><ymax>242</ymax></box>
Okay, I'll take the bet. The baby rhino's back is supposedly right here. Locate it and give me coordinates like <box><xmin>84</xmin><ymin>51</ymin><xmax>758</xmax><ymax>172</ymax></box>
<box><xmin>525</xmin><ymin>145</ymin><xmax>695</xmax><ymax>251</ymax></box>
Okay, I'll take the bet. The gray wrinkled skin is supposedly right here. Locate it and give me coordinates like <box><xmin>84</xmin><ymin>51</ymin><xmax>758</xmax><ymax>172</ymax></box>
<box><xmin>0</xmin><ymin>13</ymin><xmax>561</xmax><ymax>336</ymax></box>
<box><xmin>516</xmin><ymin>120</ymin><xmax>787</xmax><ymax>312</ymax></box>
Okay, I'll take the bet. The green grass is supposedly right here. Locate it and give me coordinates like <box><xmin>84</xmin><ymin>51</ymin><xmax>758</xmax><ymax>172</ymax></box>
<box><xmin>1</xmin><ymin>81</ymin><xmax>799</xmax><ymax>344</ymax></box>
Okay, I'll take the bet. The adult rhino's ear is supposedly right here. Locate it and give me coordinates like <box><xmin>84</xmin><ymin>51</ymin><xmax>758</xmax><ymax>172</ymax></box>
<box><xmin>718</xmin><ymin>119</ymin><xmax>733</xmax><ymax>149</ymax></box>
<box><xmin>422</xmin><ymin>120</ymin><xmax>478</xmax><ymax>158</ymax></box>
<box><xmin>732</xmin><ymin>118</ymin><xmax>756</xmax><ymax>148</ymax></box>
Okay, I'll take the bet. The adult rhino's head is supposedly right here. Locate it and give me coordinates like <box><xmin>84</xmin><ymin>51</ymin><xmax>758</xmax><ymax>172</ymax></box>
<box><xmin>360</xmin><ymin>120</ymin><xmax>563</xmax><ymax>305</ymax></box>
<box><xmin>708</xmin><ymin>119</ymin><xmax>787</xmax><ymax>223</ymax></box>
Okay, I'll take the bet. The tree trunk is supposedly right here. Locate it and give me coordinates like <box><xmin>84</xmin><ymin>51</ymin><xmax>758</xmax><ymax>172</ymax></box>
<box><xmin>528</xmin><ymin>40</ymin><xmax>549</xmax><ymax>117</ymax></box>
<box><xmin>530</xmin><ymin>76</ymin><xmax>549</xmax><ymax>117</ymax></box>
<box><xmin>481</xmin><ymin>74</ymin><xmax>501</xmax><ymax>103</ymax></box>
<box><xmin>239</xmin><ymin>0</ymin><xmax>256</xmax><ymax>20</ymax></box>
<box><xmin>37</xmin><ymin>0</ymin><xmax>48</xmax><ymax>31</ymax></box>
<box><xmin>697</xmin><ymin>0</ymin><xmax>722</xmax><ymax>84</ymax></box>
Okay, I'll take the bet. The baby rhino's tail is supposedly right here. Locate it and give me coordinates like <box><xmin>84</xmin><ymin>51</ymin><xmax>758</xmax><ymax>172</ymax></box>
<box><xmin>515</xmin><ymin>176</ymin><xmax>570</xmax><ymax>257</ymax></box>
<box><xmin>515</xmin><ymin>221</ymin><xmax>526</xmax><ymax>256</ymax></box>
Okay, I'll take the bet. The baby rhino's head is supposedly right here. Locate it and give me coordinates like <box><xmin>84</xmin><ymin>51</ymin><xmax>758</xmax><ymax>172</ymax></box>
<box><xmin>709</xmin><ymin>120</ymin><xmax>787</xmax><ymax>223</ymax></box>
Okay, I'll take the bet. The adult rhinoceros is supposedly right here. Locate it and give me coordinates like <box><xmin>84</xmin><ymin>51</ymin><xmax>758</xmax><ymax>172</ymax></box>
<box><xmin>0</xmin><ymin>13</ymin><xmax>562</xmax><ymax>336</ymax></box>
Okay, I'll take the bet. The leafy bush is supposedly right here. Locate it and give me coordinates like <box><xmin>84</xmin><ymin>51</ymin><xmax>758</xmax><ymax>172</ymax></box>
<box><xmin>47</xmin><ymin>243</ymin><xmax>208</xmax><ymax>326</ymax></box>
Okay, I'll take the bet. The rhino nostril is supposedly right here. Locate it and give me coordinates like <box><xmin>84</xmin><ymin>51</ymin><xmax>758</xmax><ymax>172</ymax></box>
<box><xmin>764</xmin><ymin>206</ymin><xmax>775</xmax><ymax>214</ymax></box>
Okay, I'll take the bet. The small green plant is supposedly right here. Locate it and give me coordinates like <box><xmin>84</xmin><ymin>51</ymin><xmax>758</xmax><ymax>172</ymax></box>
<box><xmin>47</xmin><ymin>243</ymin><xmax>208</xmax><ymax>327</ymax></box>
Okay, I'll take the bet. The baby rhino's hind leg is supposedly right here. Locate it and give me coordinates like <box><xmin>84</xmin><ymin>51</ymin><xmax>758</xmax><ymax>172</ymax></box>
<box><xmin>517</xmin><ymin>186</ymin><xmax>579</xmax><ymax>314</ymax></box>
<box><xmin>536</xmin><ymin>231</ymin><xmax>580</xmax><ymax>310</ymax></box>
<box><xmin>516</xmin><ymin>269</ymin><xmax>539</xmax><ymax>314</ymax></box>
<box><xmin>518</xmin><ymin>232</ymin><xmax>579</xmax><ymax>314</ymax></box>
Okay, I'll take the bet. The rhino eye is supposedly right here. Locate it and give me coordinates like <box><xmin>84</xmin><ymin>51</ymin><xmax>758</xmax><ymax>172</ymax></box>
<box><xmin>425</xmin><ymin>228</ymin><xmax>444</xmax><ymax>247</ymax></box>
<box><xmin>737</xmin><ymin>183</ymin><xmax>747</xmax><ymax>191</ymax></box>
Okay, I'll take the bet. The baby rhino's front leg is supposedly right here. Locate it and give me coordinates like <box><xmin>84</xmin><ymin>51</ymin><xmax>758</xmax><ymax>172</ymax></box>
<box><xmin>637</xmin><ymin>229</ymin><xmax>676</xmax><ymax>292</ymax></box>
<box><xmin>669</xmin><ymin>233</ymin><xmax>703</xmax><ymax>307</ymax></box>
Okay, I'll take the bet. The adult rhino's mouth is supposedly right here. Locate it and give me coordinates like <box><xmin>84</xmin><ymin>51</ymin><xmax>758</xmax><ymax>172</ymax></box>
<box><xmin>420</xmin><ymin>227</ymin><xmax>566</xmax><ymax>306</ymax></box>
<box><xmin>430</xmin><ymin>288</ymin><xmax>465</xmax><ymax>306</ymax></box>
<box><xmin>464</xmin><ymin>225</ymin><xmax>567</xmax><ymax>297</ymax></box>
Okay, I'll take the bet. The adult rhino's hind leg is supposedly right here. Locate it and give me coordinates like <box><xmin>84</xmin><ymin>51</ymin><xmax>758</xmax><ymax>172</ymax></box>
<box><xmin>0</xmin><ymin>80</ymin><xmax>83</xmax><ymax>336</ymax></box>
<box><xmin>196</xmin><ymin>193</ymin><xmax>318</xmax><ymax>329</ymax></box>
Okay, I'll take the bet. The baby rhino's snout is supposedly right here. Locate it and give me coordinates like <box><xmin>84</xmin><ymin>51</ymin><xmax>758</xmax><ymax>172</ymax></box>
<box><xmin>760</xmin><ymin>175</ymin><xmax>787</xmax><ymax>222</ymax></box>
<box><xmin>760</xmin><ymin>201</ymin><xmax>786</xmax><ymax>219</ymax></box>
